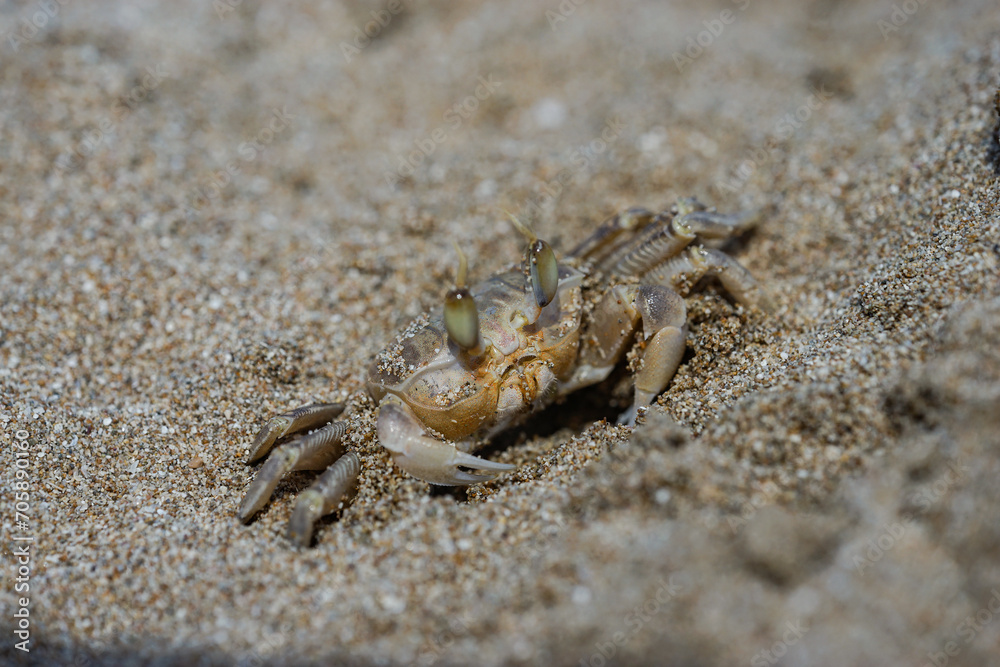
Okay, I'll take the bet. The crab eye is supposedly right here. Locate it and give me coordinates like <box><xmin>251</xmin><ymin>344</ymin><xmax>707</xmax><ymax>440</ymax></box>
<box><xmin>444</xmin><ymin>287</ymin><xmax>482</xmax><ymax>351</ymax></box>
<box><xmin>528</xmin><ymin>239</ymin><xmax>559</xmax><ymax>307</ymax></box>
<box><xmin>445</xmin><ymin>242</ymin><xmax>483</xmax><ymax>353</ymax></box>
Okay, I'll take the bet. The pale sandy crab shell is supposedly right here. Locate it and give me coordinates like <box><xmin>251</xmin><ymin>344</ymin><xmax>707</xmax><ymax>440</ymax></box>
<box><xmin>366</xmin><ymin>264</ymin><xmax>584</xmax><ymax>442</ymax></box>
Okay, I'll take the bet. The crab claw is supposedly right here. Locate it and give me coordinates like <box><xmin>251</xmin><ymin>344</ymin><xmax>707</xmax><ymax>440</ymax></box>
<box><xmin>378</xmin><ymin>396</ymin><xmax>515</xmax><ymax>485</ymax></box>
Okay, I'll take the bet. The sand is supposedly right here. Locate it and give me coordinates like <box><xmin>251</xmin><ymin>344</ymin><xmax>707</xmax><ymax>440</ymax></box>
<box><xmin>2</xmin><ymin>0</ymin><xmax>999</xmax><ymax>665</ymax></box>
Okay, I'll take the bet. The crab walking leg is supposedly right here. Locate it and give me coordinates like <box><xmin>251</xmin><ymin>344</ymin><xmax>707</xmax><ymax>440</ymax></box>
<box><xmin>649</xmin><ymin>246</ymin><xmax>766</xmax><ymax>309</ymax></box>
<box><xmin>287</xmin><ymin>452</ymin><xmax>361</xmax><ymax>547</ymax></box>
<box><xmin>605</xmin><ymin>207</ymin><xmax>761</xmax><ymax>277</ymax></box>
<box><xmin>246</xmin><ymin>403</ymin><xmax>345</xmax><ymax>463</ymax></box>
<box><xmin>623</xmin><ymin>286</ymin><xmax>688</xmax><ymax>424</ymax></box>
<box><xmin>562</xmin><ymin>283</ymin><xmax>688</xmax><ymax>420</ymax></box>
<box><xmin>568</xmin><ymin>207</ymin><xmax>656</xmax><ymax>261</ymax></box>
<box><xmin>377</xmin><ymin>395</ymin><xmax>515</xmax><ymax>485</ymax></box>
<box><xmin>608</xmin><ymin>212</ymin><xmax>696</xmax><ymax>278</ymax></box>
<box><xmin>237</xmin><ymin>420</ymin><xmax>350</xmax><ymax>522</ymax></box>
<box><xmin>623</xmin><ymin>323</ymin><xmax>687</xmax><ymax>424</ymax></box>
<box><xmin>681</xmin><ymin>209</ymin><xmax>761</xmax><ymax>240</ymax></box>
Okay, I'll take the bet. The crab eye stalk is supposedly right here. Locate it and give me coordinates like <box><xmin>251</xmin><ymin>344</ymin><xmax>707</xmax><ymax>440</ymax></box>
<box><xmin>528</xmin><ymin>239</ymin><xmax>559</xmax><ymax>307</ymax></box>
<box><xmin>444</xmin><ymin>287</ymin><xmax>482</xmax><ymax>352</ymax></box>
<box><xmin>504</xmin><ymin>212</ymin><xmax>560</xmax><ymax>308</ymax></box>
<box><xmin>445</xmin><ymin>242</ymin><xmax>484</xmax><ymax>354</ymax></box>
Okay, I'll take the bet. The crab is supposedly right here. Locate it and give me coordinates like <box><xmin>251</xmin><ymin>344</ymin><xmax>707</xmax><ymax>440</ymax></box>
<box><xmin>237</xmin><ymin>199</ymin><xmax>763</xmax><ymax>545</ymax></box>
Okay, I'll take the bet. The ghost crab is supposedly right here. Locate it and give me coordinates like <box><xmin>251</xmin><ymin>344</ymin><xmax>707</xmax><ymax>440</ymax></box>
<box><xmin>238</xmin><ymin>199</ymin><xmax>763</xmax><ymax>545</ymax></box>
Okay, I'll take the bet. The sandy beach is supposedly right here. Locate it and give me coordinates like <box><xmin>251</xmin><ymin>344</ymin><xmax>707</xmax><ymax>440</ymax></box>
<box><xmin>2</xmin><ymin>0</ymin><xmax>999</xmax><ymax>664</ymax></box>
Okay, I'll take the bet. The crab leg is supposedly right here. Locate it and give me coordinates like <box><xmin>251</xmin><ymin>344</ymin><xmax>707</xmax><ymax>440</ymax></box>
<box><xmin>603</xmin><ymin>206</ymin><xmax>760</xmax><ymax>277</ymax></box>
<box><xmin>378</xmin><ymin>395</ymin><xmax>515</xmax><ymax>485</ymax></box>
<box><xmin>680</xmin><ymin>209</ymin><xmax>760</xmax><ymax>240</ymax></box>
<box><xmin>287</xmin><ymin>452</ymin><xmax>361</xmax><ymax>547</ymax></box>
<box><xmin>568</xmin><ymin>207</ymin><xmax>656</xmax><ymax>261</ymax></box>
<box><xmin>649</xmin><ymin>246</ymin><xmax>765</xmax><ymax>308</ymax></box>
<box><xmin>564</xmin><ymin>283</ymin><xmax>688</xmax><ymax>424</ymax></box>
<box><xmin>628</xmin><ymin>322</ymin><xmax>687</xmax><ymax>422</ymax></box>
<box><xmin>606</xmin><ymin>212</ymin><xmax>696</xmax><ymax>277</ymax></box>
<box><xmin>246</xmin><ymin>403</ymin><xmax>345</xmax><ymax>463</ymax></box>
<box><xmin>237</xmin><ymin>420</ymin><xmax>350</xmax><ymax>522</ymax></box>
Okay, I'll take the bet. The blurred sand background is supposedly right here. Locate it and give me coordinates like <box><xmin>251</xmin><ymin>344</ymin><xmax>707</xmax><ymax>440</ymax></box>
<box><xmin>1</xmin><ymin>0</ymin><xmax>999</xmax><ymax>665</ymax></box>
